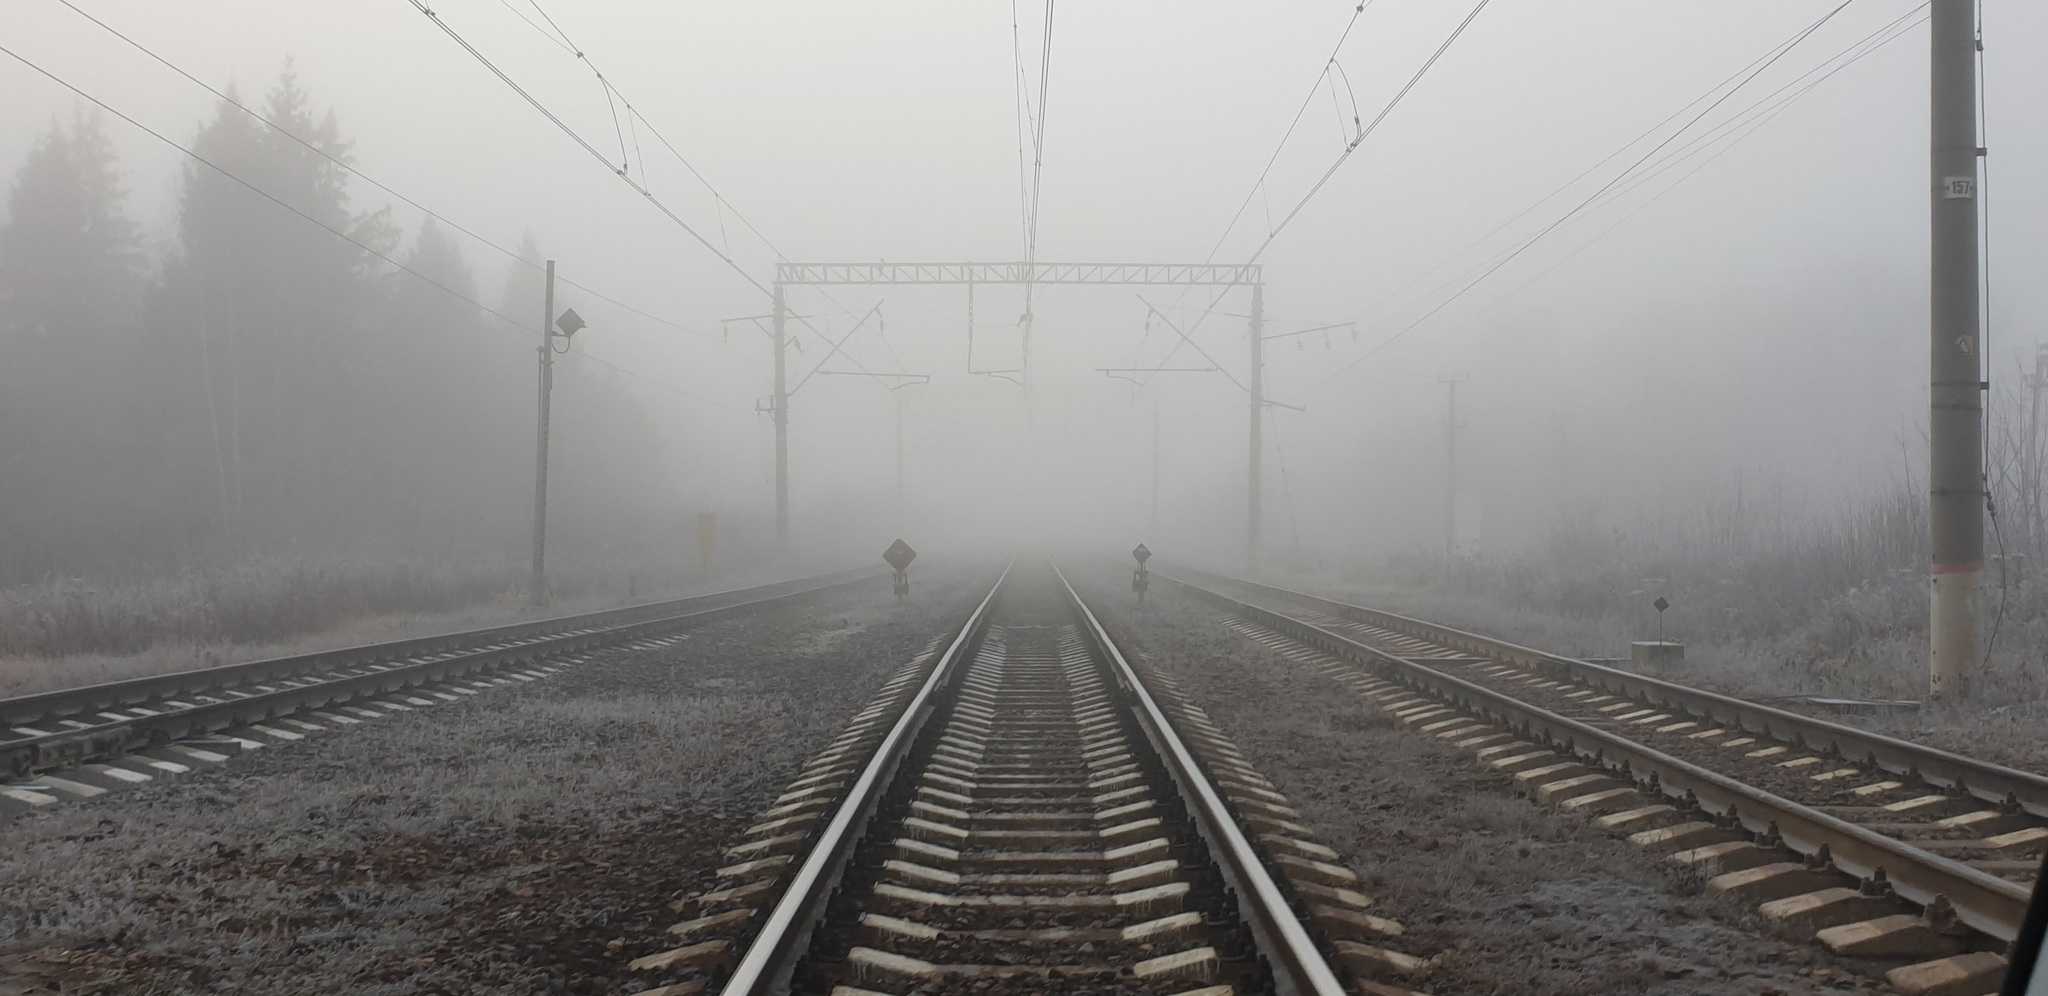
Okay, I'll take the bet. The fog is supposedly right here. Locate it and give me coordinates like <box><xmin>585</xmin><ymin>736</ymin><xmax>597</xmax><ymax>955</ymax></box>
<box><xmin>3</xmin><ymin>0</ymin><xmax>2042</xmax><ymax>585</ymax></box>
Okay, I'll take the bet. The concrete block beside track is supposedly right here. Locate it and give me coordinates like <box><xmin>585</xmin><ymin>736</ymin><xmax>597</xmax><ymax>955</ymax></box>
<box><xmin>1885</xmin><ymin>951</ymin><xmax>2007</xmax><ymax>996</ymax></box>
<box><xmin>1757</xmin><ymin>888</ymin><xmax>1905</xmax><ymax>932</ymax></box>
<box><xmin>1816</xmin><ymin>914</ymin><xmax>1968</xmax><ymax>959</ymax></box>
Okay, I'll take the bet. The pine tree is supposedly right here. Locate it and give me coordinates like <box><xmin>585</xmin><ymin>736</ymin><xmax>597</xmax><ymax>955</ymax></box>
<box><xmin>157</xmin><ymin>64</ymin><xmax>391</xmax><ymax>546</ymax></box>
<box><xmin>0</xmin><ymin>109</ymin><xmax>145</xmax><ymax>578</ymax></box>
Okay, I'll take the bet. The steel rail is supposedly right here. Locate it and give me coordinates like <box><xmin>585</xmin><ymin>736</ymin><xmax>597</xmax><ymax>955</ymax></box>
<box><xmin>1167</xmin><ymin>563</ymin><xmax>2048</xmax><ymax>821</ymax></box>
<box><xmin>3</xmin><ymin>568</ymin><xmax>880</xmax><ymax>777</ymax></box>
<box><xmin>1053</xmin><ymin>561</ymin><xmax>1349</xmax><ymax>996</ymax></box>
<box><xmin>720</xmin><ymin>560</ymin><xmax>1013</xmax><ymax>996</ymax></box>
<box><xmin>1162</xmin><ymin>572</ymin><xmax>2033</xmax><ymax>941</ymax></box>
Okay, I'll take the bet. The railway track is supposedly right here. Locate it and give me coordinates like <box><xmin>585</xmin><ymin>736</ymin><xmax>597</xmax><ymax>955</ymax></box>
<box><xmin>626</xmin><ymin>560</ymin><xmax>1436</xmax><ymax>996</ymax></box>
<box><xmin>0</xmin><ymin>567</ymin><xmax>879</xmax><ymax>817</ymax></box>
<box><xmin>1154</xmin><ymin>562</ymin><xmax>2041</xmax><ymax>996</ymax></box>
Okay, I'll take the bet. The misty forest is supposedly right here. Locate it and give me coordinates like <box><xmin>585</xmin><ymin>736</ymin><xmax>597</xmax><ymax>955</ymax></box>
<box><xmin>0</xmin><ymin>73</ymin><xmax>681</xmax><ymax>655</ymax></box>
<box><xmin>6</xmin><ymin>60</ymin><xmax>2048</xmax><ymax>699</ymax></box>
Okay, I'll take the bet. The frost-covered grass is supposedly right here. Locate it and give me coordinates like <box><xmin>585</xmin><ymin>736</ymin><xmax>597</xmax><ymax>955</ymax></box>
<box><xmin>1261</xmin><ymin>479</ymin><xmax>2048</xmax><ymax>766</ymax></box>
<box><xmin>0</xmin><ymin>583</ymin><xmax>953</xmax><ymax>994</ymax></box>
<box><xmin>0</xmin><ymin>559</ymin><xmax>513</xmax><ymax>659</ymax></box>
<box><xmin>0</xmin><ymin>557</ymin><xmax>780</xmax><ymax>697</ymax></box>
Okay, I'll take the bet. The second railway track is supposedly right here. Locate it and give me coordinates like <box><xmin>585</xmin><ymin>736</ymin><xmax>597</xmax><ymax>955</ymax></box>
<box><xmin>0</xmin><ymin>567</ymin><xmax>879</xmax><ymax>816</ymax></box>
<box><xmin>1155</xmin><ymin>562</ymin><xmax>2044</xmax><ymax>996</ymax></box>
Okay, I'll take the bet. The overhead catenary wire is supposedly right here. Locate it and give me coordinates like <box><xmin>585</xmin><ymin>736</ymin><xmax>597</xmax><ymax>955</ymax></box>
<box><xmin>1399</xmin><ymin>51</ymin><xmax>1896</xmax><ymax>355</ymax></box>
<box><xmin>1305</xmin><ymin>0</ymin><xmax>1872</xmax><ymax>393</ymax></box>
<box><xmin>1009</xmin><ymin>0</ymin><xmax>1037</xmax><ymax>247</ymax></box>
<box><xmin>1107</xmin><ymin>0</ymin><xmax>1379</xmax><ymax>383</ymax></box>
<box><xmin>0</xmin><ymin>40</ymin><xmax>749</xmax><ymax>415</ymax></box>
<box><xmin>1342</xmin><ymin>6</ymin><xmax>1919</xmax><ymax>335</ymax></box>
<box><xmin>1343</xmin><ymin>3</ymin><xmax>1928</xmax><ymax>355</ymax></box>
<box><xmin>1017</xmin><ymin>0</ymin><xmax>1059</xmax><ymax>380</ymax></box>
<box><xmin>508</xmin><ymin>0</ymin><xmax>786</xmax><ymax>261</ymax></box>
<box><xmin>1248</xmin><ymin>0</ymin><xmax>1494</xmax><ymax>263</ymax></box>
<box><xmin>508</xmin><ymin>0</ymin><xmax>925</xmax><ymax>399</ymax></box>
<box><xmin>1136</xmin><ymin>0</ymin><xmax>1491</xmax><ymax>385</ymax></box>
<box><xmin>1389</xmin><ymin>3</ymin><xmax>1924</xmax><ymax>334</ymax></box>
<box><xmin>404</xmin><ymin>0</ymin><xmax>772</xmax><ymax>300</ymax></box>
<box><xmin>407</xmin><ymin>0</ymin><xmax>914</xmax><ymax>405</ymax></box>
<box><xmin>1201</xmin><ymin>0</ymin><xmax>1379</xmax><ymax>266</ymax></box>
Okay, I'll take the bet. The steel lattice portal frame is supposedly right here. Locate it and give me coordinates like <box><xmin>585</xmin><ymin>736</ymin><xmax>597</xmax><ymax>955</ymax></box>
<box><xmin>767</xmin><ymin>262</ymin><xmax>1267</xmax><ymax>567</ymax></box>
<box><xmin>775</xmin><ymin>262</ymin><xmax>1260</xmax><ymax>287</ymax></box>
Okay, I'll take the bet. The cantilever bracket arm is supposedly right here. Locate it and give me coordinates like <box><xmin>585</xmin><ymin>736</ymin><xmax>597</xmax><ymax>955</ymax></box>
<box><xmin>1135</xmin><ymin>295</ymin><xmax>1247</xmax><ymax>393</ymax></box>
<box><xmin>1263</xmin><ymin>321</ymin><xmax>1355</xmax><ymax>342</ymax></box>
<box><xmin>790</xmin><ymin>301</ymin><xmax>884</xmax><ymax>397</ymax></box>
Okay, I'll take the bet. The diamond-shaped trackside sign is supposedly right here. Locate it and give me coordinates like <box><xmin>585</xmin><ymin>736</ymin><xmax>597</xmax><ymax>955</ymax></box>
<box><xmin>884</xmin><ymin>539</ymin><xmax>917</xmax><ymax>571</ymax></box>
<box><xmin>1132</xmin><ymin>544</ymin><xmax>1151</xmax><ymax>564</ymax></box>
<box><xmin>1653</xmin><ymin>596</ymin><xmax>1670</xmax><ymax>612</ymax></box>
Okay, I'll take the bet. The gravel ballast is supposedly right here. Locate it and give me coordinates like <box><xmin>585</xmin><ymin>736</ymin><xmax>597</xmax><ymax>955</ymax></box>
<box><xmin>0</xmin><ymin>570</ymin><xmax>987</xmax><ymax>995</ymax></box>
<box><xmin>1078</xmin><ymin>570</ymin><xmax>1876</xmax><ymax>996</ymax></box>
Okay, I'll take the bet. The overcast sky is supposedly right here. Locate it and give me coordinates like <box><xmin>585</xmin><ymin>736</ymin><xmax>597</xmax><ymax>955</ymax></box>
<box><xmin>4</xmin><ymin>1</ymin><xmax>2037</xmax><ymax>560</ymax></box>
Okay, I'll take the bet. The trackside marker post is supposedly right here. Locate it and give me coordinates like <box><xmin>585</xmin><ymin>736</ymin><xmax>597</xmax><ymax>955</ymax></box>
<box><xmin>884</xmin><ymin>539</ymin><xmax>916</xmax><ymax>599</ymax></box>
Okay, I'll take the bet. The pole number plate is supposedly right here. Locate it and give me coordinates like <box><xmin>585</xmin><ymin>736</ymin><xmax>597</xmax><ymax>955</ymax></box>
<box><xmin>1943</xmin><ymin>176</ymin><xmax>1976</xmax><ymax>199</ymax></box>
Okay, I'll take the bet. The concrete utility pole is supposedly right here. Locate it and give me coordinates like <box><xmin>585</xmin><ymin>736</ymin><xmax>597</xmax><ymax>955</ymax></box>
<box><xmin>772</xmin><ymin>282</ymin><xmax>790</xmax><ymax>544</ymax></box>
<box><xmin>2028</xmin><ymin>345</ymin><xmax>2048</xmax><ymax>556</ymax></box>
<box><xmin>1150</xmin><ymin>393</ymin><xmax>1161</xmax><ymax>541</ymax></box>
<box><xmin>530</xmin><ymin>260</ymin><xmax>557</xmax><ymax>604</ymax></box>
<box><xmin>1441</xmin><ymin>375</ymin><xmax>1468</xmax><ymax>561</ymax></box>
<box><xmin>894</xmin><ymin>387</ymin><xmax>907</xmax><ymax>534</ymax></box>
<box><xmin>1247</xmin><ymin>282</ymin><xmax>1265</xmax><ymax>570</ymax></box>
<box><xmin>1928</xmin><ymin>0</ymin><xmax>1983</xmax><ymax>700</ymax></box>
<box><xmin>529</xmin><ymin>261</ymin><xmax>588</xmax><ymax>604</ymax></box>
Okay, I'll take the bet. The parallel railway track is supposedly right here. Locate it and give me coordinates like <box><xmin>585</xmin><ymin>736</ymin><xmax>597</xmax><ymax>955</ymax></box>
<box><xmin>1156</xmin><ymin>562</ymin><xmax>2043</xmax><ymax>995</ymax></box>
<box><xmin>628</xmin><ymin>560</ymin><xmax>1435</xmax><ymax>996</ymax></box>
<box><xmin>0</xmin><ymin>567</ymin><xmax>879</xmax><ymax>816</ymax></box>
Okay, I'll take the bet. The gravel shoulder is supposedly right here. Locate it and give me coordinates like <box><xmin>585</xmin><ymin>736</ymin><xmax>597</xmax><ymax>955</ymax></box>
<box><xmin>0</xmin><ymin>569</ymin><xmax>987</xmax><ymax>996</ymax></box>
<box><xmin>1078</xmin><ymin>570</ymin><xmax>1874</xmax><ymax>996</ymax></box>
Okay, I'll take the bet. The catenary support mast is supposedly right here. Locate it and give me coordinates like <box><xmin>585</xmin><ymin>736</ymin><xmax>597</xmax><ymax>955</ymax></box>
<box><xmin>1247</xmin><ymin>283</ymin><xmax>1265</xmax><ymax>570</ymax></box>
<box><xmin>529</xmin><ymin>260</ymin><xmax>556</xmax><ymax>603</ymax></box>
<box><xmin>772</xmin><ymin>282</ymin><xmax>790</xmax><ymax>544</ymax></box>
<box><xmin>1929</xmin><ymin>0</ymin><xmax>1983</xmax><ymax>699</ymax></box>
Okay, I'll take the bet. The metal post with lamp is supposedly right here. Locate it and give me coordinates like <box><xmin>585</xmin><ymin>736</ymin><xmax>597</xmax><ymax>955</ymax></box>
<box><xmin>530</xmin><ymin>257</ymin><xmax>587</xmax><ymax>605</ymax></box>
